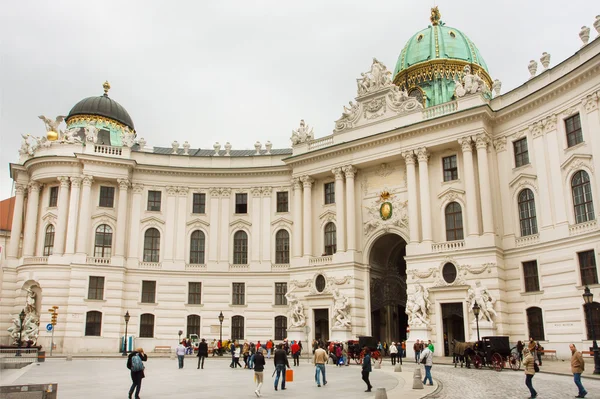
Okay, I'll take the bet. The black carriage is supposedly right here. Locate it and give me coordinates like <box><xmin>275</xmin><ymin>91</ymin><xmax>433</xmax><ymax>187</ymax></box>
<box><xmin>347</xmin><ymin>336</ymin><xmax>383</xmax><ymax>365</ymax></box>
<box><xmin>452</xmin><ymin>336</ymin><xmax>520</xmax><ymax>371</ymax></box>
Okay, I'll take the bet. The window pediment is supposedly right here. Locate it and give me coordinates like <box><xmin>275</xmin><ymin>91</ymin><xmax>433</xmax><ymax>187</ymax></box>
<box><xmin>91</xmin><ymin>212</ymin><xmax>117</xmax><ymax>222</ymax></box>
<box><xmin>41</xmin><ymin>211</ymin><xmax>57</xmax><ymax>224</ymax></box>
<box><xmin>186</xmin><ymin>218</ymin><xmax>210</xmax><ymax>228</ymax></box>
<box><xmin>318</xmin><ymin>209</ymin><xmax>336</xmax><ymax>221</ymax></box>
<box><xmin>271</xmin><ymin>217</ymin><xmax>293</xmax><ymax>226</ymax></box>
<box><xmin>437</xmin><ymin>187</ymin><xmax>465</xmax><ymax>202</ymax></box>
<box><xmin>140</xmin><ymin>216</ymin><xmax>165</xmax><ymax>225</ymax></box>
<box><xmin>560</xmin><ymin>153</ymin><xmax>593</xmax><ymax>174</ymax></box>
<box><xmin>229</xmin><ymin>219</ymin><xmax>252</xmax><ymax>229</ymax></box>
<box><xmin>509</xmin><ymin>173</ymin><xmax>538</xmax><ymax>192</ymax></box>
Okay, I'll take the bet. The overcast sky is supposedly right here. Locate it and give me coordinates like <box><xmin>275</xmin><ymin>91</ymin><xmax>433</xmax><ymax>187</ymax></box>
<box><xmin>0</xmin><ymin>0</ymin><xmax>597</xmax><ymax>200</ymax></box>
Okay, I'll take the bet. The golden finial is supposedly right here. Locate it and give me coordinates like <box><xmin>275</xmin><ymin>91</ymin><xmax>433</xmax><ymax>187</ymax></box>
<box><xmin>380</xmin><ymin>190</ymin><xmax>391</xmax><ymax>201</ymax></box>
<box><xmin>103</xmin><ymin>81</ymin><xmax>111</xmax><ymax>95</ymax></box>
<box><xmin>430</xmin><ymin>6</ymin><xmax>441</xmax><ymax>26</ymax></box>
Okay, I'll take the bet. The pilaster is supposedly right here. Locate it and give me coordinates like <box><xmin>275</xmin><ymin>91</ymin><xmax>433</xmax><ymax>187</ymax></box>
<box><xmin>301</xmin><ymin>176</ymin><xmax>314</xmax><ymax>256</ymax></box>
<box><xmin>475</xmin><ymin>134</ymin><xmax>495</xmax><ymax>235</ymax></box>
<box><xmin>76</xmin><ymin>176</ymin><xmax>94</xmax><ymax>255</ymax></box>
<box><xmin>114</xmin><ymin>179</ymin><xmax>130</xmax><ymax>257</ymax></box>
<box><xmin>53</xmin><ymin>176</ymin><xmax>71</xmax><ymax>256</ymax></box>
<box><xmin>459</xmin><ymin>137</ymin><xmax>480</xmax><ymax>236</ymax></box>
<box><xmin>292</xmin><ymin>178</ymin><xmax>303</xmax><ymax>258</ymax></box>
<box><xmin>332</xmin><ymin>168</ymin><xmax>346</xmax><ymax>252</ymax></box>
<box><xmin>22</xmin><ymin>181</ymin><xmax>42</xmax><ymax>256</ymax></box>
<box><xmin>343</xmin><ymin>165</ymin><xmax>357</xmax><ymax>251</ymax></box>
<box><xmin>208</xmin><ymin>188</ymin><xmax>220</xmax><ymax>263</ymax></box>
<box><xmin>164</xmin><ymin>186</ymin><xmax>178</xmax><ymax>262</ymax></box>
<box><xmin>261</xmin><ymin>187</ymin><xmax>272</xmax><ymax>263</ymax></box>
<box><xmin>251</xmin><ymin>187</ymin><xmax>262</xmax><ymax>262</ymax></box>
<box><xmin>8</xmin><ymin>184</ymin><xmax>26</xmax><ymax>258</ymax></box>
<box><xmin>219</xmin><ymin>188</ymin><xmax>231</xmax><ymax>263</ymax></box>
<box><xmin>174</xmin><ymin>187</ymin><xmax>188</xmax><ymax>262</ymax></box>
<box><xmin>402</xmin><ymin>152</ymin><xmax>420</xmax><ymax>243</ymax></box>
<box><xmin>126</xmin><ymin>183</ymin><xmax>143</xmax><ymax>264</ymax></box>
<box><xmin>416</xmin><ymin>148</ymin><xmax>432</xmax><ymax>242</ymax></box>
<box><xmin>64</xmin><ymin>177</ymin><xmax>82</xmax><ymax>255</ymax></box>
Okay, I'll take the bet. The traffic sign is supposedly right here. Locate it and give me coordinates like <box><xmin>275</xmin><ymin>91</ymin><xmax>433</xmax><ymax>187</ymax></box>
<box><xmin>46</xmin><ymin>324</ymin><xmax>53</xmax><ymax>332</ymax></box>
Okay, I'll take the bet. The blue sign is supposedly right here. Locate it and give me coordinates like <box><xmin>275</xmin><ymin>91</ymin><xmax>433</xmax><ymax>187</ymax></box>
<box><xmin>46</xmin><ymin>324</ymin><xmax>53</xmax><ymax>332</ymax></box>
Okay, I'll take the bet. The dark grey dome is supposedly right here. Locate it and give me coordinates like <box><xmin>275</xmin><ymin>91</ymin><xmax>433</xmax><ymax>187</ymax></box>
<box><xmin>66</xmin><ymin>82</ymin><xmax>134</xmax><ymax>129</ymax></box>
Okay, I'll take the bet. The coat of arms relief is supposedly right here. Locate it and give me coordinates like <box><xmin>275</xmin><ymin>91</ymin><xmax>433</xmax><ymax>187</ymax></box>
<box><xmin>364</xmin><ymin>190</ymin><xmax>409</xmax><ymax>236</ymax></box>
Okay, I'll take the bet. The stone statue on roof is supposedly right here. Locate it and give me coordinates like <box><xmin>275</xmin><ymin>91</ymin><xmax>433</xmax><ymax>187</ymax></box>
<box><xmin>290</xmin><ymin>119</ymin><xmax>314</xmax><ymax>145</ymax></box>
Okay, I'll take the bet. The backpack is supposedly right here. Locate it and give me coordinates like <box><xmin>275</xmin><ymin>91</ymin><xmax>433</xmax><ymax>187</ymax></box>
<box><xmin>131</xmin><ymin>353</ymin><xmax>144</xmax><ymax>372</ymax></box>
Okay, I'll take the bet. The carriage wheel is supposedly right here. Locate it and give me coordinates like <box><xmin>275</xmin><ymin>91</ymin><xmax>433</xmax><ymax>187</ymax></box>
<box><xmin>509</xmin><ymin>353</ymin><xmax>521</xmax><ymax>371</ymax></box>
<box><xmin>472</xmin><ymin>354</ymin><xmax>483</xmax><ymax>369</ymax></box>
<box><xmin>491</xmin><ymin>353</ymin><xmax>503</xmax><ymax>371</ymax></box>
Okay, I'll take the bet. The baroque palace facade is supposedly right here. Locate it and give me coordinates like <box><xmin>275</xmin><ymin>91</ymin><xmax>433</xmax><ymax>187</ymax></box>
<box><xmin>2</xmin><ymin>10</ymin><xmax>600</xmax><ymax>358</ymax></box>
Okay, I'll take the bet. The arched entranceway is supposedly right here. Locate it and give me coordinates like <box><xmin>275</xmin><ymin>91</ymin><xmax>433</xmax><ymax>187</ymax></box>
<box><xmin>368</xmin><ymin>233</ymin><xmax>408</xmax><ymax>343</ymax></box>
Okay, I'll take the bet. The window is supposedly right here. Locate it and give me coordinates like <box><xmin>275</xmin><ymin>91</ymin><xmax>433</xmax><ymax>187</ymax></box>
<box><xmin>94</xmin><ymin>224</ymin><xmax>113</xmax><ymax>257</ymax></box>
<box><xmin>43</xmin><ymin>225</ymin><xmax>55</xmax><ymax>256</ymax></box>
<box><xmin>192</xmin><ymin>193</ymin><xmax>206</xmax><ymax>214</ymax></box>
<box><xmin>277</xmin><ymin>192</ymin><xmax>289</xmax><ymax>213</ymax></box>
<box><xmin>141</xmin><ymin>280</ymin><xmax>156</xmax><ymax>303</ymax></box>
<box><xmin>585</xmin><ymin>302</ymin><xmax>600</xmax><ymax>340</ymax></box>
<box><xmin>232</xmin><ymin>315</ymin><xmax>244</xmax><ymax>340</ymax></box>
<box><xmin>275</xmin><ymin>230</ymin><xmax>290</xmax><ymax>264</ymax></box>
<box><xmin>526</xmin><ymin>307</ymin><xmax>545</xmax><ymax>341</ymax></box>
<box><xmin>442</xmin><ymin>155</ymin><xmax>458</xmax><ymax>182</ymax></box>
<box><xmin>442</xmin><ymin>263</ymin><xmax>457</xmax><ymax>284</ymax></box>
<box><xmin>572</xmin><ymin>170</ymin><xmax>595</xmax><ymax>224</ymax></box>
<box><xmin>578</xmin><ymin>250</ymin><xmax>598</xmax><ymax>285</ymax></box>
<box><xmin>99</xmin><ymin>186</ymin><xmax>115</xmax><ymax>208</ymax></box>
<box><xmin>147</xmin><ymin>190</ymin><xmax>162</xmax><ymax>211</ymax></box>
<box><xmin>143</xmin><ymin>228</ymin><xmax>160</xmax><ymax>262</ymax></box>
<box><xmin>275</xmin><ymin>316</ymin><xmax>287</xmax><ymax>340</ymax></box>
<box><xmin>518</xmin><ymin>189</ymin><xmax>538</xmax><ymax>236</ymax></box>
<box><xmin>513</xmin><ymin>138</ymin><xmax>529</xmax><ymax>168</ymax></box>
<box><xmin>523</xmin><ymin>261</ymin><xmax>540</xmax><ymax>292</ymax></box>
<box><xmin>235</xmin><ymin>193</ymin><xmax>247</xmax><ymax>214</ymax></box>
<box><xmin>275</xmin><ymin>282</ymin><xmax>287</xmax><ymax>305</ymax></box>
<box><xmin>49</xmin><ymin>186</ymin><xmax>58</xmax><ymax>207</ymax></box>
<box><xmin>324</xmin><ymin>182</ymin><xmax>335</xmax><ymax>205</ymax></box>
<box><xmin>85</xmin><ymin>311</ymin><xmax>102</xmax><ymax>336</ymax></box>
<box><xmin>189</xmin><ymin>230</ymin><xmax>205</xmax><ymax>264</ymax></box>
<box><xmin>188</xmin><ymin>282</ymin><xmax>202</xmax><ymax>304</ymax></box>
<box><xmin>187</xmin><ymin>315</ymin><xmax>201</xmax><ymax>337</ymax></box>
<box><xmin>232</xmin><ymin>283</ymin><xmax>245</xmax><ymax>305</ymax></box>
<box><xmin>140</xmin><ymin>313</ymin><xmax>155</xmax><ymax>338</ymax></box>
<box><xmin>565</xmin><ymin>114</ymin><xmax>583</xmax><ymax>147</ymax></box>
<box><xmin>445</xmin><ymin>202</ymin><xmax>464</xmax><ymax>241</ymax></box>
<box><xmin>88</xmin><ymin>276</ymin><xmax>105</xmax><ymax>300</ymax></box>
<box><xmin>233</xmin><ymin>231</ymin><xmax>248</xmax><ymax>264</ymax></box>
<box><xmin>324</xmin><ymin>222</ymin><xmax>337</xmax><ymax>255</ymax></box>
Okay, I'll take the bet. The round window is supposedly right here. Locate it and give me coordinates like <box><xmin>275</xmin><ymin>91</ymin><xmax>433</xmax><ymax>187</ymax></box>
<box><xmin>315</xmin><ymin>275</ymin><xmax>326</xmax><ymax>293</ymax></box>
<box><xmin>442</xmin><ymin>263</ymin><xmax>457</xmax><ymax>284</ymax></box>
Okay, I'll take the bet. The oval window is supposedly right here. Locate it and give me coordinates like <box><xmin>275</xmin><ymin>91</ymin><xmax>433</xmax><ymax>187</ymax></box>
<box><xmin>449</xmin><ymin>31</ymin><xmax>456</xmax><ymax>38</ymax></box>
<box><xmin>442</xmin><ymin>263</ymin><xmax>457</xmax><ymax>284</ymax></box>
<box><xmin>315</xmin><ymin>275</ymin><xmax>326</xmax><ymax>293</ymax></box>
<box><xmin>417</xmin><ymin>34</ymin><xmax>424</xmax><ymax>42</ymax></box>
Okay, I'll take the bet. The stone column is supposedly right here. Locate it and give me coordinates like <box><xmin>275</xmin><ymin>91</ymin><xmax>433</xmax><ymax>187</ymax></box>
<box><xmin>208</xmin><ymin>188</ymin><xmax>220</xmax><ymax>263</ymax></box>
<box><xmin>415</xmin><ymin>148</ymin><xmax>432</xmax><ymax>242</ymax></box>
<box><xmin>343</xmin><ymin>165</ymin><xmax>357</xmax><ymax>251</ymax></box>
<box><xmin>544</xmin><ymin>118</ymin><xmax>568</xmax><ymax>224</ymax></box>
<box><xmin>219</xmin><ymin>188</ymin><xmax>231</xmax><ymax>262</ymax></box>
<box><xmin>7</xmin><ymin>184</ymin><xmax>26</xmax><ymax>258</ymax></box>
<box><xmin>332</xmin><ymin>168</ymin><xmax>346</xmax><ymax>252</ymax></box>
<box><xmin>174</xmin><ymin>187</ymin><xmax>188</xmax><ymax>262</ymax></box>
<box><xmin>475</xmin><ymin>134</ymin><xmax>495</xmax><ymax>235</ymax></box>
<box><xmin>301</xmin><ymin>176</ymin><xmax>314</xmax><ymax>256</ymax></box>
<box><xmin>53</xmin><ymin>176</ymin><xmax>71</xmax><ymax>256</ymax></box>
<box><xmin>530</xmin><ymin>124</ymin><xmax>553</xmax><ymax>228</ymax></box>
<box><xmin>402</xmin><ymin>152</ymin><xmax>420</xmax><ymax>243</ymax></box>
<box><xmin>292</xmin><ymin>178</ymin><xmax>303</xmax><ymax>258</ymax></box>
<box><xmin>64</xmin><ymin>177</ymin><xmax>82</xmax><ymax>255</ymax></box>
<box><xmin>251</xmin><ymin>188</ymin><xmax>262</xmax><ymax>262</ymax></box>
<box><xmin>493</xmin><ymin>138</ymin><xmax>512</xmax><ymax>235</ymax></box>
<box><xmin>76</xmin><ymin>176</ymin><xmax>94</xmax><ymax>255</ymax></box>
<box><xmin>261</xmin><ymin>187</ymin><xmax>272</xmax><ymax>263</ymax></box>
<box><xmin>164</xmin><ymin>186</ymin><xmax>178</xmax><ymax>261</ymax></box>
<box><xmin>22</xmin><ymin>182</ymin><xmax>42</xmax><ymax>257</ymax></box>
<box><xmin>114</xmin><ymin>179</ymin><xmax>130</xmax><ymax>257</ymax></box>
<box><xmin>126</xmin><ymin>183</ymin><xmax>142</xmax><ymax>260</ymax></box>
<box><xmin>459</xmin><ymin>137</ymin><xmax>479</xmax><ymax>236</ymax></box>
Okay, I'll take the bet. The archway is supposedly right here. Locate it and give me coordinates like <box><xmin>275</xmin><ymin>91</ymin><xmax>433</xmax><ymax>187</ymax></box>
<box><xmin>368</xmin><ymin>233</ymin><xmax>408</xmax><ymax>343</ymax></box>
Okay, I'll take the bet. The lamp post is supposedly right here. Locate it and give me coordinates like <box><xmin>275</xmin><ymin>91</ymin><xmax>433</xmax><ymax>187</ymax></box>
<box><xmin>473</xmin><ymin>302</ymin><xmax>481</xmax><ymax>342</ymax></box>
<box><xmin>122</xmin><ymin>311</ymin><xmax>130</xmax><ymax>356</ymax></box>
<box><xmin>583</xmin><ymin>286</ymin><xmax>600</xmax><ymax>375</ymax></box>
<box><xmin>16</xmin><ymin>309</ymin><xmax>26</xmax><ymax>357</ymax></box>
<box><xmin>218</xmin><ymin>311</ymin><xmax>224</xmax><ymax>356</ymax></box>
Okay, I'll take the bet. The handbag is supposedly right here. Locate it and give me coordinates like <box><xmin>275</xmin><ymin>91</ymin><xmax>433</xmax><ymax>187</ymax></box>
<box><xmin>285</xmin><ymin>369</ymin><xmax>294</xmax><ymax>382</ymax></box>
<box><xmin>533</xmin><ymin>361</ymin><xmax>540</xmax><ymax>372</ymax></box>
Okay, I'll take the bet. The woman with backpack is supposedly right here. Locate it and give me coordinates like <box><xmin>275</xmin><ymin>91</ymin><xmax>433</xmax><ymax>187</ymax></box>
<box><xmin>126</xmin><ymin>348</ymin><xmax>147</xmax><ymax>399</ymax></box>
<box><xmin>523</xmin><ymin>348</ymin><xmax>538</xmax><ymax>399</ymax></box>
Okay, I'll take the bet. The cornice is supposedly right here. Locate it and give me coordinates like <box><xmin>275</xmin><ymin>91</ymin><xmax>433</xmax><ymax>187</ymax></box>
<box><xmin>134</xmin><ymin>164</ymin><xmax>292</xmax><ymax>178</ymax></box>
<box><xmin>76</xmin><ymin>154</ymin><xmax>137</xmax><ymax>169</ymax></box>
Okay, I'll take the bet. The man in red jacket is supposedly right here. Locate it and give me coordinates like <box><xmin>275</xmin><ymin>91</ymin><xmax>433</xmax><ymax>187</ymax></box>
<box><xmin>291</xmin><ymin>340</ymin><xmax>300</xmax><ymax>366</ymax></box>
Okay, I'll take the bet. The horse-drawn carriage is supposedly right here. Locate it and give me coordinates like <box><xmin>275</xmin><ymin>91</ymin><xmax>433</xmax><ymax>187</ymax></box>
<box><xmin>452</xmin><ymin>336</ymin><xmax>520</xmax><ymax>371</ymax></box>
<box><xmin>347</xmin><ymin>336</ymin><xmax>383</xmax><ymax>365</ymax></box>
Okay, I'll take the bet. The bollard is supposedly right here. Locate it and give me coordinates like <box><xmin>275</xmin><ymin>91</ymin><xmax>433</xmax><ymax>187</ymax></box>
<box><xmin>374</xmin><ymin>387</ymin><xmax>388</xmax><ymax>399</ymax></box>
<box><xmin>412</xmin><ymin>367</ymin><xmax>424</xmax><ymax>389</ymax></box>
<box><xmin>66</xmin><ymin>354</ymin><xmax>72</xmax><ymax>361</ymax></box>
<box><xmin>394</xmin><ymin>363</ymin><xmax>402</xmax><ymax>372</ymax></box>
<box><xmin>375</xmin><ymin>361</ymin><xmax>381</xmax><ymax>369</ymax></box>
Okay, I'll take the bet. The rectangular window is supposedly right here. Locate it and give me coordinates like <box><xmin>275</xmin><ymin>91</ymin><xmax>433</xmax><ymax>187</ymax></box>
<box><xmin>85</xmin><ymin>311</ymin><xmax>102</xmax><ymax>336</ymax></box>
<box><xmin>141</xmin><ymin>280</ymin><xmax>156</xmax><ymax>303</ymax></box>
<box><xmin>235</xmin><ymin>193</ymin><xmax>247</xmax><ymax>214</ymax></box>
<box><xmin>192</xmin><ymin>193</ymin><xmax>206</xmax><ymax>214</ymax></box>
<box><xmin>513</xmin><ymin>138</ymin><xmax>529</xmax><ymax>168</ymax></box>
<box><xmin>147</xmin><ymin>191</ymin><xmax>162</xmax><ymax>211</ymax></box>
<box><xmin>232</xmin><ymin>282</ymin><xmax>245</xmax><ymax>305</ymax></box>
<box><xmin>99</xmin><ymin>186</ymin><xmax>115</xmax><ymax>208</ymax></box>
<box><xmin>275</xmin><ymin>282</ymin><xmax>287</xmax><ymax>305</ymax></box>
<box><xmin>49</xmin><ymin>186</ymin><xmax>59</xmax><ymax>207</ymax></box>
<box><xmin>276</xmin><ymin>192</ymin><xmax>289</xmax><ymax>213</ymax></box>
<box><xmin>565</xmin><ymin>114</ymin><xmax>583</xmax><ymax>148</ymax></box>
<box><xmin>578</xmin><ymin>250</ymin><xmax>599</xmax><ymax>286</ymax></box>
<box><xmin>88</xmin><ymin>276</ymin><xmax>105</xmax><ymax>300</ymax></box>
<box><xmin>522</xmin><ymin>261</ymin><xmax>540</xmax><ymax>292</ymax></box>
<box><xmin>442</xmin><ymin>155</ymin><xmax>458</xmax><ymax>182</ymax></box>
<box><xmin>324</xmin><ymin>182</ymin><xmax>335</xmax><ymax>204</ymax></box>
<box><xmin>188</xmin><ymin>282</ymin><xmax>202</xmax><ymax>305</ymax></box>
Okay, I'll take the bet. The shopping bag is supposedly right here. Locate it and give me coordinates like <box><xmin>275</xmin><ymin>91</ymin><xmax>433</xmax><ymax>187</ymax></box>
<box><xmin>285</xmin><ymin>368</ymin><xmax>294</xmax><ymax>382</ymax></box>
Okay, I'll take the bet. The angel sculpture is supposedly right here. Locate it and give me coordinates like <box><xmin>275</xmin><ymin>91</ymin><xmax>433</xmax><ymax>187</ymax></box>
<box><xmin>38</xmin><ymin>115</ymin><xmax>66</xmax><ymax>135</ymax></box>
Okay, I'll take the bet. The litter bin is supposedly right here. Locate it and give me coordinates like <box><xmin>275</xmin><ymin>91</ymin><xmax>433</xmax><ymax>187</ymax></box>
<box><xmin>38</xmin><ymin>350</ymin><xmax>46</xmax><ymax>363</ymax></box>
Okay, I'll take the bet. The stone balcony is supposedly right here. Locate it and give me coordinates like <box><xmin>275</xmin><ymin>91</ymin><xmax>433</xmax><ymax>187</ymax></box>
<box><xmin>515</xmin><ymin>234</ymin><xmax>540</xmax><ymax>247</ymax></box>
<box><xmin>22</xmin><ymin>256</ymin><xmax>48</xmax><ymax>265</ymax></box>
<box><xmin>271</xmin><ymin>263</ymin><xmax>290</xmax><ymax>270</ymax></box>
<box><xmin>569</xmin><ymin>219</ymin><xmax>598</xmax><ymax>236</ymax></box>
<box><xmin>431</xmin><ymin>240</ymin><xmax>465</xmax><ymax>253</ymax></box>
<box><xmin>86</xmin><ymin>256</ymin><xmax>111</xmax><ymax>265</ymax></box>
<box><xmin>185</xmin><ymin>263</ymin><xmax>207</xmax><ymax>271</ymax></box>
<box><xmin>309</xmin><ymin>255</ymin><xmax>332</xmax><ymax>266</ymax></box>
<box><xmin>139</xmin><ymin>261</ymin><xmax>162</xmax><ymax>269</ymax></box>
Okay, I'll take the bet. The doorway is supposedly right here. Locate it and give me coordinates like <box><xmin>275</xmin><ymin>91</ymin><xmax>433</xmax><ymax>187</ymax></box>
<box><xmin>314</xmin><ymin>309</ymin><xmax>329</xmax><ymax>342</ymax></box>
<box><xmin>441</xmin><ymin>302</ymin><xmax>465</xmax><ymax>356</ymax></box>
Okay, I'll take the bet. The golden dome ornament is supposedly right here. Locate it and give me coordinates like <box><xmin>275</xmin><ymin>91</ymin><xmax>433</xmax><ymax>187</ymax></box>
<box><xmin>47</xmin><ymin>131</ymin><xmax>58</xmax><ymax>141</ymax></box>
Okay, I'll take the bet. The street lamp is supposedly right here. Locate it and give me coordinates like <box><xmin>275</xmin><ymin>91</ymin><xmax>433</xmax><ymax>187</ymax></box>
<box><xmin>473</xmin><ymin>302</ymin><xmax>481</xmax><ymax>342</ymax></box>
<box><xmin>218</xmin><ymin>311</ymin><xmax>224</xmax><ymax>356</ymax></box>
<box><xmin>122</xmin><ymin>311</ymin><xmax>131</xmax><ymax>356</ymax></box>
<box><xmin>582</xmin><ymin>286</ymin><xmax>600</xmax><ymax>375</ymax></box>
<box><xmin>16</xmin><ymin>309</ymin><xmax>26</xmax><ymax>357</ymax></box>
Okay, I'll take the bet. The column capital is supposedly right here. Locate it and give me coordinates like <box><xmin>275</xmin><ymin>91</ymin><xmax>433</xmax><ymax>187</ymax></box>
<box><xmin>132</xmin><ymin>183</ymin><xmax>144</xmax><ymax>194</ymax></box>
<box><xmin>542</xmin><ymin>114</ymin><xmax>557</xmax><ymax>133</ymax></box>
<box><xmin>493</xmin><ymin>137</ymin><xmax>507</xmax><ymax>152</ymax></box>
<box><xmin>582</xmin><ymin>91</ymin><xmax>599</xmax><ymax>113</ymax></box>
<box><xmin>251</xmin><ymin>187</ymin><xmax>262</xmax><ymax>197</ymax></box>
<box><xmin>474</xmin><ymin>133</ymin><xmax>490</xmax><ymax>150</ymax></box>
<box><xmin>70</xmin><ymin>176</ymin><xmax>82</xmax><ymax>189</ymax></box>
<box><xmin>342</xmin><ymin>165</ymin><xmax>357</xmax><ymax>179</ymax></box>
<box><xmin>166</xmin><ymin>186</ymin><xmax>178</xmax><ymax>196</ymax></box>
<box><xmin>415</xmin><ymin>147</ymin><xmax>430</xmax><ymax>163</ymax></box>
<box><xmin>177</xmin><ymin>187</ymin><xmax>189</xmax><ymax>196</ymax></box>
<box><xmin>15</xmin><ymin>184</ymin><xmax>27</xmax><ymax>195</ymax></box>
<box><xmin>57</xmin><ymin>176</ymin><xmax>70</xmax><ymax>187</ymax></box>
<box><xmin>301</xmin><ymin>175</ymin><xmax>314</xmax><ymax>188</ymax></box>
<box><xmin>221</xmin><ymin>188</ymin><xmax>231</xmax><ymax>198</ymax></box>
<box><xmin>458</xmin><ymin>136</ymin><xmax>473</xmax><ymax>152</ymax></box>
<box><xmin>401</xmin><ymin>151</ymin><xmax>416</xmax><ymax>165</ymax></box>
<box><xmin>27</xmin><ymin>181</ymin><xmax>42</xmax><ymax>193</ymax></box>
<box><xmin>332</xmin><ymin>167</ymin><xmax>344</xmax><ymax>180</ymax></box>
<box><xmin>291</xmin><ymin>177</ymin><xmax>302</xmax><ymax>190</ymax></box>
<box><xmin>117</xmin><ymin>178</ymin><xmax>130</xmax><ymax>191</ymax></box>
<box><xmin>262</xmin><ymin>187</ymin><xmax>272</xmax><ymax>197</ymax></box>
<box><xmin>82</xmin><ymin>175</ymin><xmax>94</xmax><ymax>186</ymax></box>
<box><xmin>209</xmin><ymin>187</ymin><xmax>221</xmax><ymax>198</ymax></box>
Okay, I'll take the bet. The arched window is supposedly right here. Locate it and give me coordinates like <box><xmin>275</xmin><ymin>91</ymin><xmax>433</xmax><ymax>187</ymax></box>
<box><xmin>143</xmin><ymin>228</ymin><xmax>160</xmax><ymax>262</ymax></box>
<box><xmin>526</xmin><ymin>307</ymin><xmax>545</xmax><ymax>341</ymax></box>
<box><xmin>140</xmin><ymin>313</ymin><xmax>155</xmax><ymax>338</ymax></box>
<box><xmin>572</xmin><ymin>170</ymin><xmax>595</xmax><ymax>224</ymax></box>
<box><xmin>85</xmin><ymin>311</ymin><xmax>102</xmax><ymax>336</ymax></box>
<box><xmin>445</xmin><ymin>202</ymin><xmax>464</xmax><ymax>241</ymax></box>
<box><xmin>94</xmin><ymin>224</ymin><xmax>113</xmax><ymax>258</ymax></box>
<box><xmin>275</xmin><ymin>316</ymin><xmax>287</xmax><ymax>340</ymax></box>
<box><xmin>324</xmin><ymin>222</ymin><xmax>337</xmax><ymax>255</ymax></box>
<box><xmin>190</xmin><ymin>230</ymin><xmax>205</xmax><ymax>264</ymax></box>
<box><xmin>275</xmin><ymin>230</ymin><xmax>290</xmax><ymax>264</ymax></box>
<box><xmin>43</xmin><ymin>225</ymin><xmax>55</xmax><ymax>256</ymax></box>
<box><xmin>518</xmin><ymin>189</ymin><xmax>538</xmax><ymax>236</ymax></box>
<box><xmin>584</xmin><ymin>302</ymin><xmax>600</xmax><ymax>340</ymax></box>
<box><xmin>232</xmin><ymin>315</ymin><xmax>244</xmax><ymax>340</ymax></box>
<box><xmin>187</xmin><ymin>315</ymin><xmax>201</xmax><ymax>337</ymax></box>
<box><xmin>233</xmin><ymin>231</ymin><xmax>248</xmax><ymax>264</ymax></box>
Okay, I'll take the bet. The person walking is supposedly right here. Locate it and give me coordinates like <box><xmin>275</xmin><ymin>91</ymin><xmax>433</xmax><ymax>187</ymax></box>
<box><xmin>249</xmin><ymin>342</ymin><xmax>256</xmax><ymax>369</ymax></box>
<box><xmin>414</xmin><ymin>340</ymin><xmax>421</xmax><ymax>364</ymax></box>
<box><xmin>243</xmin><ymin>341</ymin><xmax>250</xmax><ymax>368</ymax></box>
<box><xmin>266</xmin><ymin>340</ymin><xmax>274</xmax><ymax>359</ymax></box>
<box><xmin>536</xmin><ymin>343</ymin><xmax>543</xmax><ymax>366</ymax></box>
<box><xmin>421</xmin><ymin>344</ymin><xmax>434</xmax><ymax>386</ymax></box>
<box><xmin>176</xmin><ymin>341</ymin><xmax>186</xmax><ymax>369</ymax></box>
<box><xmin>234</xmin><ymin>344</ymin><xmax>243</xmax><ymax>368</ymax></box>
<box><xmin>197</xmin><ymin>338</ymin><xmax>208</xmax><ymax>369</ymax></box>
<box><xmin>210</xmin><ymin>339</ymin><xmax>216</xmax><ymax>356</ymax></box>
<box><xmin>254</xmin><ymin>348</ymin><xmax>266</xmax><ymax>397</ymax></box>
<box><xmin>570</xmin><ymin>344</ymin><xmax>587</xmax><ymax>398</ymax></box>
<box><xmin>522</xmin><ymin>348</ymin><xmax>538</xmax><ymax>399</ymax></box>
<box><xmin>274</xmin><ymin>344</ymin><xmax>290</xmax><ymax>391</ymax></box>
<box><xmin>362</xmin><ymin>347</ymin><xmax>373</xmax><ymax>392</ymax></box>
<box><xmin>126</xmin><ymin>347</ymin><xmax>147</xmax><ymax>399</ymax></box>
<box><xmin>390</xmin><ymin>342</ymin><xmax>398</xmax><ymax>365</ymax></box>
<box><xmin>314</xmin><ymin>344</ymin><xmax>328</xmax><ymax>387</ymax></box>
<box><xmin>401</xmin><ymin>341</ymin><xmax>406</xmax><ymax>360</ymax></box>
<box><xmin>517</xmin><ymin>340</ymin><xmax>524</xmax><ymax>361</ymax></box>
<box><xmin>291</xmin><ymin>340</ymin><xmax>300</xmax><ymax>366</ymax></box>
<box><xmin>230</xmin><ymin>341</ymin><xmax>236</xmax><ymax>368</ymax></box>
